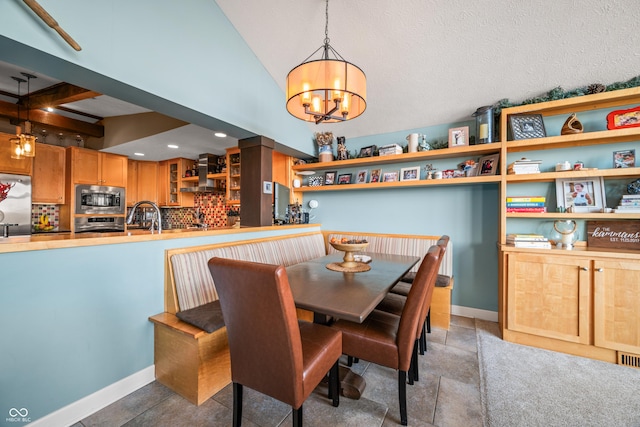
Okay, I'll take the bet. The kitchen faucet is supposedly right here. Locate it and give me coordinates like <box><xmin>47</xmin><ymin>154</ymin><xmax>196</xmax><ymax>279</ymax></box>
<box><xmin>126</xmin><ymin>200</ymin><xmax>162</xmax><ymax>234</ymax></box>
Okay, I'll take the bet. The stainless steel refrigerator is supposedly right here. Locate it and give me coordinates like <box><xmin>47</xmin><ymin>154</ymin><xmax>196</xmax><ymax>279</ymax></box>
<box><xmin>0</xmin><ymin>173</ymin><xmax>32</xmax><ymax>237</ymax></box>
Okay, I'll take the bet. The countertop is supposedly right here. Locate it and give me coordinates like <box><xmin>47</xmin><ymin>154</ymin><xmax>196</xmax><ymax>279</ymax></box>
<box><xmin>0</xmin><ymin>224</ymin><xmax>319</xmax><ymax>254</ymax></box>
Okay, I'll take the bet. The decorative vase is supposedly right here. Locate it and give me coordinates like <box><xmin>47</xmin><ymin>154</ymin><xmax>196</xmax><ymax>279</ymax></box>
<box><xmin>315</xmin><ymin>132</ymin><xmax>334</xmax><ymax>163</ymax></box>
<box><xmin>561</xmin><ymin>113</ymin><xmax>583</xmax><ymax>135</ymax></box>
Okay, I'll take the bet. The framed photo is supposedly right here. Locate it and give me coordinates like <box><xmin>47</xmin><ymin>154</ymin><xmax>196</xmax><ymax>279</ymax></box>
<box><xmin>382</xmin><ymin>171</ymin><xmax>399</xmax><ymax>182</ymax></box>
<box><xmin>324</xmin><ymin>171</ymin><xmax>337</xmax><ymax>185</ymax></box>
<box><xmin>358</xmin><ymin>145</ymin><xmax>376</xmax><ymax>158</ymax></box>
<box><xmin>556</xmin><ymin>177</ymin><xmax>606</xmax><ymax>213</ymax></box>
<box><xmin>607</xmin><ymin>106</ymin><xmax>640</xmax><ymax>130</ymax></box>
<box><xmin>355</xmin><ymin>169</ymin><xmax>368</xmax><ymax>184</ymax></box>
<box><xmin>337</xmin><ymin>173</ymin><xmax>352</xmax><ymax>185</ymax></box>
<box><xmin>478</xmin><ymin>154</ymin><xmax>500</xmax><ymax>176</ymax></box>
<box><xmin>613</xmin><ymin>149</ymin><xmax>636</xmax><ymax>168</ymax></box>
<box><xmin>508</xmin><ymin>114</ymin><xmax>547</xmax><ymax>140</ymax></box>
<box><xmin>369</xmin><ymin>169</ymin><xmax>381</xmax><ymax>183</ymax></box>
<box><xmin>400</xmin><ymin>166</ymin><xmax>420</xmax><ymax>181</ymax></box>
<box><xmin>448</xmin><ymin>126</ymin><xmax>469</xmax><ymax>148</ymax></box>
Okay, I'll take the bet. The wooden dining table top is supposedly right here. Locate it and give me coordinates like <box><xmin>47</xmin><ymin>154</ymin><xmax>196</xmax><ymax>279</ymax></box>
<box><xmin>286</xmin><ymin>252</ymin><xmax>420</xmax><ymax>323</ymax></box>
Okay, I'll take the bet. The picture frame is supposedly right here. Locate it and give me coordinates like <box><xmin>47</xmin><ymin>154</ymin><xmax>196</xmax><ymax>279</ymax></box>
<box><xmin>613</xmin><ymin>149</ymin><xmax>636</xmax><ymax>168</ymax></box>
<box><xmin>369</xmin><ymin>169</ymin><xmax>381</xmax><ymax>183</ymax></box>
<box><xmin>478</xmin><ymin>154</ymin><xmax>500</xmax><ymax>175</ymax></box>
<box><xmin>382</xmin><ymin>171</ymin><xmax>399</xmax><ymax>182</ymax></box>
<box><xmin>324</xmin><ymin>171</ymin><xmax>337</xmax><ymax>185</ymax></box>
<box><xmin>355</xmin><ymin>169</ymin><xmax>368</xmax><ymax>184</ymax></box>
<box><xmin>606</xmin><ymin>106</ymin><xmax>640</xmax><ymax>130</ymax></box>
<box><xmin>448</xmin><ymin>126</ymin><xmax>469</xmax><ymax>148</ymax></box>
<box><xmin>337</xmin><ymin>173</ymin><xmax>352</xmax><ymax>185</ymax></box>
<box><xmin>400</xmin><ymin>166</ymin><xmax>420</xmax><ymax>181</ymax></box>
<box><xmin>556</xmin><ymin>177</ymin><xmax>606</xmax><ymax>213</ymax></box>
<box><xmin>508</xmin><ymin>114</ymin><xmax>547</xmax><ymax>140</ymax></box>
<box><xmin>358</xmin><ymin>145</ymin><xmax>376</xmax><ymax>158</ymax></box>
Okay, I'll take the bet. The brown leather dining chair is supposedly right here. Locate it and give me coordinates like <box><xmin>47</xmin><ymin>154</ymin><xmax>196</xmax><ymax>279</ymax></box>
<box><xmin>378</xmin><ymin>235</ymin><xmax>450</xmax><ymax>356</ymax></box>
<box><xmin>208</xmin><ymin>257</ymin><xmax>342</xmax><ymax>427</ymax></box>
<box><xmin>330</xmin><ymin>245</ymin><xmax>441</xmax><ymax>426</ymax></box>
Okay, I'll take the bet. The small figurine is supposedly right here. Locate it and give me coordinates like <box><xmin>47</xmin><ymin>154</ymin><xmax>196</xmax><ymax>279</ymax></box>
<box><xmin>337</xmin><ymin>136</ymin><xmax>348</xmax><ymax>160</ymax></box>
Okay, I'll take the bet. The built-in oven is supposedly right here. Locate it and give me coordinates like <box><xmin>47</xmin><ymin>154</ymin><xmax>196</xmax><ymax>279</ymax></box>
<box><xmin>75</xmin><ymin>185</ymin><xmax>125</xmax><ymax>215</ymax></box>
<box><xmin>74</xmin><ymin>216</ymin><xmax>125</xmax><ymax>233</ymax></box>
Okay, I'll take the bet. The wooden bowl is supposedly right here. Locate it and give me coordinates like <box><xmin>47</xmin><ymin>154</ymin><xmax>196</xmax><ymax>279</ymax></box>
<box><xmin>330</xmin><ymin>241</ymin><xmax>369</xmax><ymax>268</ymax></box>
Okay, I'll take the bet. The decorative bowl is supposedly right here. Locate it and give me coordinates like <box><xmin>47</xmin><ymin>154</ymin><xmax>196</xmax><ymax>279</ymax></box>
<box><xmin>330</xmin><ymin>241</ymin><xmax>369</xmax><ymax>268</ymax></box>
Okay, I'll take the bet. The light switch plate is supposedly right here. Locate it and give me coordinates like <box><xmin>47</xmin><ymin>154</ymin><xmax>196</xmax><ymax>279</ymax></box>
<box><xmin>263</xmin><ymin>181</ymin><xmax>273</xmax><ymax>194</ymax></box>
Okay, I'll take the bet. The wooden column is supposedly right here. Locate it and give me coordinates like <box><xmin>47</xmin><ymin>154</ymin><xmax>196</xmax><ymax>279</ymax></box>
<box><xmin>239</xmin><ymin>136</ymin><xmax>274</xmax><ymax>227</ymax></box>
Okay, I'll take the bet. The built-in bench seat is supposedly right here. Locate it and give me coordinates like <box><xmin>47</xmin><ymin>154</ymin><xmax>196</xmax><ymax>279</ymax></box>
<box><xmin>323</xmin><ymin>231</ymin><xmax>454</xmax><ymax>329</ymax></box>
<box><xmin>150</xmin><ymin>230</ymin><xmax>453</xmax><ymax>405</ymax></box>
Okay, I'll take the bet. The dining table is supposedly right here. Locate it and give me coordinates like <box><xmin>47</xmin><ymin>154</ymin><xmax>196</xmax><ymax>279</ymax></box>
<box><xmin>286</xmin><ymin>251</ymin><xmax>421</xmax><ymax>399</ymax></box>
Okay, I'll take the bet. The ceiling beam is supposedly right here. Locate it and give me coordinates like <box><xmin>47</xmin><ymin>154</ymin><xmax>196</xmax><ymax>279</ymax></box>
<box><xmin>20</xmin><ymin>82</ymin><xmax>102</xmax><ymax>111</ymax></box>
<box><xmin>0</xmin><ymin>99</ymin><xmax>104</xmax><ymax>137</ymax></box>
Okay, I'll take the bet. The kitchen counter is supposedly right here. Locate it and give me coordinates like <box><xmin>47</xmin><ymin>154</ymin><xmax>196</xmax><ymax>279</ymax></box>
<box><xmin>0</xmin><ymin>224</ymin><xmax>318</xmax><ymax>254</ymax></box>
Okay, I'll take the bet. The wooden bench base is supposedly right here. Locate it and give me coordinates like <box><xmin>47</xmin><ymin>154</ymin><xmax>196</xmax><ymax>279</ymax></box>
<box><xmin>430</xmin><ymin>277</ymin><xmax>454</xmax><ymax>330</ymax></box>
<box><xmin>149</xmin><ymin>313</ymin><xmax>231</xmax><ymax>405</ymax></box>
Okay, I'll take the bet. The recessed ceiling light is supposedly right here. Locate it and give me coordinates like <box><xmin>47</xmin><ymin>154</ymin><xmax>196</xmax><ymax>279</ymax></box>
<box><xmin>167</xmin><ymin>144</ymin><xmax>179</xmax><ymax>149</ymax></box>
<box><xmin>214</xmin><ymin>132</ymin><xmax>227</xmax><ymax>138</ymax></box>
<box><xmin>134</xmin><ymin>152</ymin><xmax>145</xmax><ymax>156</ymax></box>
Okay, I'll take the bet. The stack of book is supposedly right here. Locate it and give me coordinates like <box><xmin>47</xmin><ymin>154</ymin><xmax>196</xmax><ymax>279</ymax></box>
<box><xmin>506</xmin><ymin>196</ymin><xmax>547</xmax><ymax>213</ymax></box>
<box><xmin>506</xmin><ymin>233</ymin><xmax>552</xmax><ymax>248</ymax></box>
<box><xmin>507</xmin><ymin>158</ymin><xmax>542</xmax><ymax>174</ymax></box>
<box><xmin>613</xmin><ymin>194</ymin><xmax>640</xmax><ymax>213</ymax></box>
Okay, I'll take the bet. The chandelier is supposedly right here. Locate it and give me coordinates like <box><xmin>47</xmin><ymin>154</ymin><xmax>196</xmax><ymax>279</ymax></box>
<box><xmin>286</xmin><ymin>0</ymin><xmax>366</xmax><ymax>124</ymax></box>
<box><xmin>10</xmin><ymin>72</ymin><xmax>37</xmax><ymax>159</ymax></box>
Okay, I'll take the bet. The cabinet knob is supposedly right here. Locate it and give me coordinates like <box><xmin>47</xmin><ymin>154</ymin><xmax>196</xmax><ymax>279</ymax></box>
<box><xmin>596</xmin><ymin>268</ymin><xmax>604</xmax><ymax>272</ymax></box>
<box><xmin>580</xmin><ymin>267</ymin><xmax>588</xmax><ymax>271</ymax></box>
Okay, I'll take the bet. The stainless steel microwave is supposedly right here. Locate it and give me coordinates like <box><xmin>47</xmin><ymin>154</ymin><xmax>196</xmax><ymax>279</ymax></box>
<box><xmin>75</xmin><ymin>184</ymin><xmax>125</xmax><ymax>215</ymax></box>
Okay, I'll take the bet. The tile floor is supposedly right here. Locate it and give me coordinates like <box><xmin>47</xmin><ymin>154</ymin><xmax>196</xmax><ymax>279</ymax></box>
<box><xmin>72</xmin><ymin>316</ymin><xmax>484</xmax><ymax>427</ymax></box>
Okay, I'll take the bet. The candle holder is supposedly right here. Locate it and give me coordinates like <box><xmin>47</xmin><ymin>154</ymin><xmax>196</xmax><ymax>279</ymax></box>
<box><xmin>473</xmin><ymin>105</ymin><xmax>495</xmax><ymax>144</ymax></box>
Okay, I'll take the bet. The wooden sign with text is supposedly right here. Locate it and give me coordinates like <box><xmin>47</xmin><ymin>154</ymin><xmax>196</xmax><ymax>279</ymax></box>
<box><xmin>587</xmin><ymin>220</ymin><xmax>640</xmax><ymax>249</ymax></box>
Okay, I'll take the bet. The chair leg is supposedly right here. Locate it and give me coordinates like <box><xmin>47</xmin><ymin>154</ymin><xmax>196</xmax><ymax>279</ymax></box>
<box><xmin>329</xmin><ymin>361</ymin><xmax>340</xmax><ymax>407</ymax></box>
<box><xmin>426</xmin><ymin>308</ymin><xmax>431</xmax><ymax>333</ymax></box>
<box><xmin>233</xmin><ymin>382</ymin><xmax>243</xmax><ymax>427</ymax></box>
<box><xmin>419</xmin><ymin>323</ymin><xmax>426</xmax><ymax>355</ymax></box>
<box><xmin>398</xmin><ymin>371</ymin><xmax>408</xmax><ymax>426</ymax></box>
<box><xmin>410</xmin><ymin>339</ymin><xmax>419</xmax><ymax>383</ymax></box>
<box><xmin>347</xmin><ymin>355</ymin><xmax>353</xmax><ymax>367</ymax></box>
<box><xmin>292</xmin><ymin>405</ymin><xmax>303</xmax><ymax>427</ymax></box>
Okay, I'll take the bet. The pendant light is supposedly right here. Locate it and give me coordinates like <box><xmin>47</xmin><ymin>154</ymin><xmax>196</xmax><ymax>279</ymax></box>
<box><xmin>19</xmin><ymin>72</ymin><xmax>37</xmax><ymax>158</ymax></box>
<box><xmin>286</xmin><ymin>0</ymin><xmax>366</xmax><ymax>124</ymax></box>
<box><xmin>10</xmin><ymin>76</ymin><xmax>26</xmax><ymax>160</ymax></box>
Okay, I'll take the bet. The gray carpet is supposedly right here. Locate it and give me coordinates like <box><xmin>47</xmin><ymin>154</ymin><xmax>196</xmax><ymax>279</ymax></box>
<box><xmin>476</xmin><ymin>319</ymin><xmax>640</xmax><ymax>427</ymax></box>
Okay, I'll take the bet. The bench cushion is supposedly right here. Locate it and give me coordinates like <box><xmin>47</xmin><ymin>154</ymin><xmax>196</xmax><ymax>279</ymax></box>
<box><xmin>176</xmin><ymin>300</ymin><xmax>225</xmax><ymax>333</ymax></box>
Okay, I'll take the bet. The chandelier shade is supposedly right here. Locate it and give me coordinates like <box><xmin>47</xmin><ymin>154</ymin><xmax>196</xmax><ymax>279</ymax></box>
<box><xmin>285</xmin><ymin>0</ymin><xmax>366</xmax><ymax>124</ymax></box>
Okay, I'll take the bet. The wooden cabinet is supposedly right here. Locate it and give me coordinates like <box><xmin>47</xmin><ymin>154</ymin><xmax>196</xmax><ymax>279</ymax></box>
<box><xmin>506</xmin><ymin>252</ymin><xmax>591</xmax><ymax>345</ymax></box>
<box><xmin>226</xmin><ymin>148</ymin><xmax>241</xmax><ymax>205</ymax></box>
<box><xmin>594</xmin><ymin>259</ymin><xmax>640</xmax><ymax>354</ymax></box>
<box><xmin>32</xmin><ymin>143</ymin><xmax>65</xmax><ymax>204</ymax></box>
<box><xmin>67</xmin><ymin>147</ymin><xmax>127</xmax><ymax>187</ymax></box>
<box><xmin>159</xmin><ymin>158</ymin><xmax>193</xmax><ymax>207</ymax></box>
<box><xmin>127</xmin><ymin>160</ymin><xmax>158</xmax><ymax>206</ymax></box>
<box><xmin>0</xmin><ymin>132</ymin><xmax>33</xmax><ymax>175</ymax></box>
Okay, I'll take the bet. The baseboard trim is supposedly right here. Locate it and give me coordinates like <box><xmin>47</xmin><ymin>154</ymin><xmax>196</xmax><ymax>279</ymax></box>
<box><xmin>29</xmin><ymin>366</ymin><xmax>155</xmax><ymax>427</ymax></box>
<box><xmin>451</xmin><ymin>305</ymin><xmax>498</xmax><ymax>322</ymax></box>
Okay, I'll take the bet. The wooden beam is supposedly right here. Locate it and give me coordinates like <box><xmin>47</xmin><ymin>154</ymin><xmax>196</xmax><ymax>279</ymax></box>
<box><xmin>22</xmin><ymin>83</ymin><xmax>102</xmax><ymax>111</ymax></box>
<box><xmin>0</xmin><ymin>100</ymin><xmax>104</xmax><ymax>138</ymax></box>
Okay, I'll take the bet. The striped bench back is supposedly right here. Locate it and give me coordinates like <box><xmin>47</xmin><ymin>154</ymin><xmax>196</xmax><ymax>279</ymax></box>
<box><xmin>170</xmin><ymin>233</ymin><xmax>326</xmax><ymax>311</ymax></box>
<box><xmin>326</xmin><ymin>232</ymin><xmax>452</xmax><ymax>277</ymax></box>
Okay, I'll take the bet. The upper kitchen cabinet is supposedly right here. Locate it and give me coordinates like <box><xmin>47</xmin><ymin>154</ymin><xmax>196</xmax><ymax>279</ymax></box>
<box><xmin>159</xmin><ymin>158</ymin><xmax>194</xmax><ymax>207</ymax></box>
<box><xmin>0</xmin><ymin>132</ymin><xmax>33</xmax><ymax>175</ymax></box>
<box><xmin>67</xmin><ymin>146</ymin><xmax>127</xmax><ymax>187</ymax></box>
<box><xmin>32</xmin><ymin>143</ymin><xmax>66</xmax><ymax>204</ymax></box>
<box><xmin>127</xmin><ymin>159</ymin><xmax>158</xmax><ymax>206</ymax></box>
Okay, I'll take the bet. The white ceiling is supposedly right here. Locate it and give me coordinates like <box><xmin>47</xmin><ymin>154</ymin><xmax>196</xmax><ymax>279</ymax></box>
<box><xmin>2</xmin><ymin>0</ymin><xmax>640</xmax><ymax>160</ymax></box>
<box><xmin>216</xmin><ymin>0</ymin><xmax>640</xmax><ymax>139</ymax></box>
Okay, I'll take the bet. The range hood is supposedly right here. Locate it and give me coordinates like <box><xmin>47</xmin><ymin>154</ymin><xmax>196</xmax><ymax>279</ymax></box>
<box><xmin>180</xmin><ymin>153</ymin><xmax>221</xmax><ymax>193</ymax></box>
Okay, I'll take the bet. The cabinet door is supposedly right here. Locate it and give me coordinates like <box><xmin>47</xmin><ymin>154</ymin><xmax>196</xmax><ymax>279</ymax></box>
<box><xmin>101</xmin><ymin>153</ymin><xmax>127</xmax><ymax>187</ymax></box>
<box><xmin>178</xmin><ymin>158</ymin><xmax>194</xmax><ymax>208</ymax></box>
<box><xmin>32</xmin><ymin>143</ymin><xmax>65</xmax><ymax>204</ymax></box>
<box><xmin>507</xmin><ymin>253</ymin><xmax>591</xmax><ymax>344</ymax></box>
<box><xmin>0</xmin><ymin>133</ymin><xmax>33</xmax><ymax>175</ymax></box>
<box><xmin>70</xmin><ymin>147</ymin><xmax>101</xmax><ymax>184</ymax></box>
<box><xmin>157</xmin><ymin>161</ymin><xmax>168</xmax><ymax>206</ymax></box>
<box><xmin>594</xmin><ymin>259</ymin><xmax>640</xmax><ymax>354</ymax></box>
<box><xmin>127</xmin><ymin>160</ymin><xmax>138</xmax><ymax>206</ymax></box>
<box><xmin>137</xmin><ymin>161</ymin><xmax>158</xmax><ymax>203</ymax></box>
